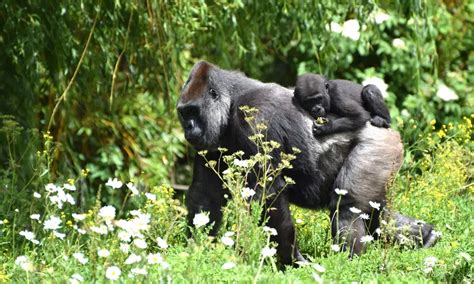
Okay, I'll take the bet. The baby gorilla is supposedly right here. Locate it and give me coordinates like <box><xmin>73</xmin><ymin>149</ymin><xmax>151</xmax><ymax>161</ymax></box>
<box><xmin>294</xmin><ymin>73</ymin><xmax>391</xmax><ymax>136</ymax></box>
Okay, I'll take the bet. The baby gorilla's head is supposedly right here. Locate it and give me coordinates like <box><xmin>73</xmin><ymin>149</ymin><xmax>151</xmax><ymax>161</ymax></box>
<box><xmin>294</xmin><ymin>73</ymin><xmax>330</xmax><ymax>118</ymax></box>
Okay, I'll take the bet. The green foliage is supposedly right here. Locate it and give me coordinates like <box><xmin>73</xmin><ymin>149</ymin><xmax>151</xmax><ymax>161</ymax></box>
<box><xmin>1</xmin><ymin>0</ymin><xmax>473</xmax><ymax>197</ymax></box>
<box><xmin>1</xmin><ymin>108</ymin><xmax>472</xmax><ymax>283</ymax></box>
<box><xmin>0</xmin><ymin>1</ymin><xmax>473</xmax><ymax>282</ymax></box>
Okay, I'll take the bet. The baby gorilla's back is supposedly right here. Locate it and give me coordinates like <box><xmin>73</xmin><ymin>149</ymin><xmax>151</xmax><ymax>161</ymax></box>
<box><xmin>328</xmin><ymin>79</ymin><xmax>391</xmax><ymax>128</ymax></box>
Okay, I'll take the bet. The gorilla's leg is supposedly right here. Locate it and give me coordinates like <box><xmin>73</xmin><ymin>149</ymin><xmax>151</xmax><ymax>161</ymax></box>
<box><xmin>329</xmin><ymin>126</ymin><xmax>404</xmax><ymax>255</ymax></box>
<box><xmin>387</xmin><ymin>212</ymin><xmax>440</xmax><ymax>248</ymax></box>
<box><xmin>185</xmin><ymin>155</ymin><xmax>226</xmax><ymax>235</ymax></box>
<box><xmin>265</xmin><ymin>183</ymin><xmax>305</xmax><ymax>265</ymax></box>
<box><xmin>367</xmin><ymin>207</ymin><xmax>382</xmax><ymax>239</ymax></box>
<box><xmin>361</xmin><ymin>84</ymin><xmax>391</xmax><ymax>128</ymax></box>
<box><xmin>330</xmin><ymin>208</ymin><xmax>367</xmax><ymax>256</ymax></box>
<box><xmin>186</xmin><ymin>194</ymin><xmax>223</xmax><ymax>236</ymax></box>
<box><xmin>370</xmin><ymin>116</ymin><xmax>390</xmax><ymax>128</ymax></box>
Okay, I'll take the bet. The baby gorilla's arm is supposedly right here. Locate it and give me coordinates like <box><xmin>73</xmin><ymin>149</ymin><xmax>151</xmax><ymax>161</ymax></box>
<box><xmin>361</xmin><ymin>84</ymin><xmax>391</xmax><ymax>128</ymax></box>
<box><xmin>313</xmin><ymin>109</ymin><xmax>370</xmax><ymax>135</ymax></box>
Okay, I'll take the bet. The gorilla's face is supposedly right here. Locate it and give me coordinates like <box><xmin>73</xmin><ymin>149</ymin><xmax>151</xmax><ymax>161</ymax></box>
<box><xmin>295</xmin><ymin>73</ymin><xmax>330</xmax><ymax>118</ymax></box>
<box><xmin>177</xmin><ymin>61</ymin><xmax>232</xmax><ymax>150</ymax></box>
<box><xmin>310</xmin><ymin>93</ymin><xmax>329</xmax><ymax>118</ymax></box>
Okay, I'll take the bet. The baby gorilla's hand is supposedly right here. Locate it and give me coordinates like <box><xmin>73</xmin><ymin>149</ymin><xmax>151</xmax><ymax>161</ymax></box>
<box><xmin>312</xmin><ymin>120</ymin><xmax>332</xmax><ymax>136</ymax></box>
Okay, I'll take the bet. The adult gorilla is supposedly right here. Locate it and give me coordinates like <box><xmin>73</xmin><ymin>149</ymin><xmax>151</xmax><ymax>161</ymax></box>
<box><xmin>176</xmin><ymin>61</ymin><xmax>438</xmax><ymax>265</ymax></box>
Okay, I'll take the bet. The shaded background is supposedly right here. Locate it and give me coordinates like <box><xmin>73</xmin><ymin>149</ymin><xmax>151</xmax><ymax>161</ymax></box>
<box><xmin>0</xmin><ymin>0</ymin><xmax>472</xmax><ymax>206</ymax></box>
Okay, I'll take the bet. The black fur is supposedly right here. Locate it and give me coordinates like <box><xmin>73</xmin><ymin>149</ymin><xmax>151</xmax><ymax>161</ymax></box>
<box><xmin>294</xmin><ymin>74</ymin><xmax>391</xmax><ymax>136</ymax></box>
<box><xmin>177</xmin><ymin>61</ymin><xmax>438</xmax><ymax>265</ymax></box>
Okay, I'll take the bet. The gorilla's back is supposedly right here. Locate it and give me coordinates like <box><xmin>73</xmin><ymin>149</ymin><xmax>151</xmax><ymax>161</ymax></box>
<box><xmin>224</xmin><ymin>84</ymin><xmax>350</xmax><ymax>208</ymax></box>
<box><xmin>224</xmin><ymin>83</ymin><xmax>403</xmax><ymax>209</ymax></box>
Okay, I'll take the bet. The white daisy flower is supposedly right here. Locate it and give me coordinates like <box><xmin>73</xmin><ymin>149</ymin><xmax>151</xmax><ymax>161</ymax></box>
<box><xmin>161</xmin><ymin>261</ymin><xmax>170</xmax><ymax>270</ymax></box>
<box><xmin>369</xmin><ymin>201</ymin><xmax>381</xmax><ymax>210</ymax></box>
<box><xmin>15</xmin><ymin>255</ymin><xmax>34</xmax><ymax>272</ymax></box>
<box><xmin>73</xmin><ymin>252</ymin><xmax>88</xmax><ymax>264</ymax></box>
<box><xmin>335</xmin><ymin>188</ymin><xmax>348</xmax><ymax>196</ymax></box>
<box><xmin>124</xmin><ymin>253</ymin><xmax>142</xmax><ymax>265</ymax></box>
<box><xmin>145</xmin><ymin>193</ymin><xmax>156</xmax><ymax>201</ymax></box>
<box><xmin>436</xmin><ymin>84</ymin><xmax>458</xmax><ymax>101</ymax></box>
<box><xmin>261</xmin><ymin>247</ymin><xmax>277</xmax><ymax>258</ymax></box>
<box><xmin>19</xmin><ymin>230</ymin><xmax>36</xmax><ymax>241</ymax></box>
<box><xmin>263</xmin><ymin>226</ymin><xmax>278</xmax><ymax>236</ymax></box>
<box><xmin>69</xmin><ymin>273</ymin><xmax>84</xmax><ymax>284</ymax></box>
<box><xmin>328</xmin><ymin>22</ymin><xmax>343</xmax><ymax>33</ymax></box>
<box><xmin>349</xmin><ymin>207</ymin><xmax>361</xmax><ymax>214</ymax></box>
<box><xmin>372</xmin><ymin>10</ymin><xmax>390</xmax><ymax>24</ymax></box>
<box><xmin>221</xmin><ymin>236</ymin><xmax>234</xmax><ymax>247</ymax></box>
<box><xmin>106</xmin><ymin>178</ymin><xmax>123</xmax><ymax>189</ymax></box>
<box><xmin>126</xmin><ymin>182</ymin><xmax>139</xmax><ymax>195</ymax></box>
<box><xmin>424</xmin><ymin>256</ymin><xmax>437</xmax><ymax>267</ymax></box>
<box><xmin>64</xmin><ymin>183</ymin><xmax>76</xmax><ymax>191</ymax></box>
<box><xmin>341</xmin><ymin>19</ymin><xmax>360</xmax><ymax>41</ymax></box>
<box><xmin>72</xmin><ymin>213</ymin><xmax>86</xmax><ymax>221</ymax></box>
<box><xmin>120</xmin><ymin>243</ymin><xmax>130</xmax><ymax>253</ymax></box>
<box><xmin>133</xmin><ymin>238</ymin><xmax>147</xmax><ymax>249</ymax></box>
<box><xmin>98</xmin><ymin>249</ymin><xmax>110</xmax><ymax>258</ymax></box>
<box><xmin>233</xmin><ymin>159</ymin><xmax>250</xmax><ymax>168</ymax></box>
<box><xmin>241</xmin><ymin>187</ymin><xmax>256</xmax><ymax>199</ymax></box>
<box><xmin>193</xmin><ymin>212</ymin><xmax>210</xmax><ymax>228</ymax></box>
<box><xmin>130</xmin><ymin>267</ymin><xmax>147</xmax><ymax>275</ymax></box>
<box><xmin>44</xmin><ymin>216</ymin><xmax>62</xmax><ymax>230</ymax></box>
<box><xmin>459</xmin><ymin>252</ymin><xmax>471</xmax><ymax>262</ymax></box>
<box><xmin>90</xmin><ymin>225</ymin><xmax>108</xmax><ymax>235</ymax></box>
<box><xmin>118</xmin><ymin>231</ymin><xmax>132</xmax><ymax>242</ymax></box>
<box><xmin>147</xmin><ymin>253</ymin><xmax>163</xmax><ymax>265</ymax></box>
<box><xmin>98</xmin><ymin>206</ymin><xmax>116</xmax><ymax>220</ymax></box>
<box><xmin>53</xmin><ymin>231</ymin><xmax>66</xmax><ymax>239</ymax></box>
<box><xmin>360</xmin><ymin>213</ymin><xmax>370</xmax><ymax>220</ymax></box>
<box><xmin>392</xmin><ymin>38</ymin><xmax>406</xmax><ymax>49</ymax></box>
<box><xmin>30</xmin><ymin>214</ymin><xmax>40</xmax><ymax>220</ymax></box>
<box><xmin>45</xmin><ymin>183</ymin><xmax>58</xmax><ymax>192</ymax></box>
<box><xmin>156</xmin><ymin>237</ymin><xmax>168</xmax><ymax>249</ymax></box>
<box><xmin>360</xmin><ymin>235</ymin><xmax>374</xmax><ymax>243</ymax></box>
<box><xmin>222</xmin><ymin>262</ymin><xmax>236</xmax><ymax>270</ymax></box>
<box><xmin>105</xmin><ymin>266</ymin><xmax>121</xmax><ymax>281</ymax></box>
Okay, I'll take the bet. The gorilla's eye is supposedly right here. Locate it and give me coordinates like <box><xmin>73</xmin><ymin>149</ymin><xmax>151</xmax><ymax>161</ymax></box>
<box><xmin>325</xmin><ymin>83</ymin><xmax>330</xmax><ymax>90</ymax></box>
<box><xmin>209</xmin><ymin>88</ymin><xmax>219</xmax><ymax>99</ymax></box>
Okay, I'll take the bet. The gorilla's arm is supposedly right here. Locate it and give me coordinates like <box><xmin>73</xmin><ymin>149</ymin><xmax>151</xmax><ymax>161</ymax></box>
<box><xmin>361</xmin><ymin>84</ymin><xmax>391</xmax><ymax>128</ymax></box>
<box><xmin>185</xmin><ymin>154</ymin><xmax>226</xmax><ymax>235</ymax></box>
<box><xmin>313</xmin><ymin>101</ymin><xmax>371</xmax><ymax>135</ymax></box>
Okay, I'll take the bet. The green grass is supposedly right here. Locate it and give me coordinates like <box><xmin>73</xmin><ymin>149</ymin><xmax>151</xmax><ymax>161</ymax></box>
<box><xmin>0</xmin><ymin>119</ymin><xmax>472</xmax><ymax>283</ymax></box>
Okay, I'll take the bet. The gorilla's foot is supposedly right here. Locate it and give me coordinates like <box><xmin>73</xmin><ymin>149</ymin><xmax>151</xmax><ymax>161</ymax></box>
<box><xmin>422</xmin><ymin>227</ymin><xmax>441</xmax><ymax>248</ymax></box>
<box><xmin>370</xmin><ymin>116</ymin><xmax>390</xmax><ymax>128</ymax></box>
<box><xmin>391</xmin><ymin>212</ymin><xmax>441</xmax><ymax>248</ymax></box>
<box><xmin>294</xmin><ymin>249</ymin><xmax>308</xmax><ymax>265</ymax></box>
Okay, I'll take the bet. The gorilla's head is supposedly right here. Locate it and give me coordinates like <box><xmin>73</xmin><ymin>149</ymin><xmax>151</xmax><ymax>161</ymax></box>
<box><xmin>294</xmin><ymin>73</ymin><xmax>330</xmax><ymax>118</ymax></box>
<box><xmin>177</xmin><ymin>61</ymin><xmax>233</xmax><ymax>150</ymax></box>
